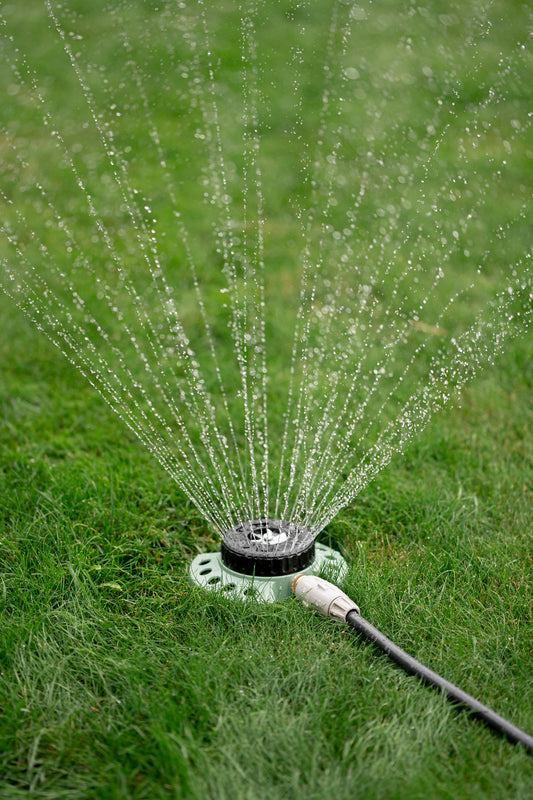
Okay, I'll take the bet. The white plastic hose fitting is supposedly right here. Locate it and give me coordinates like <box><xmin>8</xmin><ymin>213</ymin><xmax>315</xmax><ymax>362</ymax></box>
<box><xmin>291</xmin><ymin>574</ymin><xmax>360</xmax><ymax>621</ymax></box>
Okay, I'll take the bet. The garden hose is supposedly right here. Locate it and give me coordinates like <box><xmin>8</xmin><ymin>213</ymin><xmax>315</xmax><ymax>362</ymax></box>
<box><xmin>292</xmin><ymin>574</ymin><xmax>533</xmax><ymax>753</ymax></box>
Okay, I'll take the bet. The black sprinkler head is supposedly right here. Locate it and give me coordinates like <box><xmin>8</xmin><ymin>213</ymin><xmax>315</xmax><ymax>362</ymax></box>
<box><xmin>221</xmin><ymin>518</ymin><xmax>315</xmax><ymax>577</ymax></box>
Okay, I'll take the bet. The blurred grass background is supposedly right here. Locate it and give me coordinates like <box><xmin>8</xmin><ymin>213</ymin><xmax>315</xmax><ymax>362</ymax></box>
<box><xmin>1</xmin><ymin>0</ymin><xmax>533</xmax><ymax>797</ymax></box>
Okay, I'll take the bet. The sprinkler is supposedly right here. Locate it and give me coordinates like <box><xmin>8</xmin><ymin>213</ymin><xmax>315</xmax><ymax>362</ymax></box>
<box><xmin>189</xmin><ymin>519</ymin><xmax>347</xmax><ymax>602</ymax></box>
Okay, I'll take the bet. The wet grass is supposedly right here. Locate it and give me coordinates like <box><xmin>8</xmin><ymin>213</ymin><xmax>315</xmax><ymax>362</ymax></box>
<box><xmin>1</xmin><ymin>0</ymin><xmax>533</xmax><ymax>798</ymax></box>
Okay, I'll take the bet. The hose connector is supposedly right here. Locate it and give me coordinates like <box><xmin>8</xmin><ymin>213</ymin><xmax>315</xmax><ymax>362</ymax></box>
<box><xmin>292</xmin><ymin>574</ymin><xmax>359</xmax><ymax>621</ymax></box>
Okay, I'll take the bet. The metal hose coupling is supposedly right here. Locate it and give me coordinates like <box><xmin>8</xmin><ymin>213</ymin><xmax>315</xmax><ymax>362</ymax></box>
<box><xmin>291</xmin><ymin>574</ymin><xmax>360</xmax><ymax>620</ymax></box>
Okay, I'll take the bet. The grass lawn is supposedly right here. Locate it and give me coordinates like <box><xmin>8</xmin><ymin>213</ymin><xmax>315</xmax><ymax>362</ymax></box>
<box><xmin>1</xmin><ymin>1</ymin><xmax>533</xmax><ymax>797</ymax></box>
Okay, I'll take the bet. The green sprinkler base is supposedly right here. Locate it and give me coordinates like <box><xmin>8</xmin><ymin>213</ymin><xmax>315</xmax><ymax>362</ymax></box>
<box><xmin>189</xmin><ymin>542</ymin><xmax>348</xmax><ymax>602</ymax></box>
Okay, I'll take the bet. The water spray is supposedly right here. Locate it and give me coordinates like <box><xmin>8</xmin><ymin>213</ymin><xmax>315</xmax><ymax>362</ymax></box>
<box><xmin>190</xmin><ymin>533</ymin><xmax>533</xmax><ymax>753</ymax></box>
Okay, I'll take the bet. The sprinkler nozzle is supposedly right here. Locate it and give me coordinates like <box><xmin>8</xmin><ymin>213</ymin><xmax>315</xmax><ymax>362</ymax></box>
<box><xmin>292</xmin><ymin>574</ymin><xmax>359</xmax><ymax>621</ymax></box>
<box><xmin>221</xmin><ymin>519</ymin><xmax>315</xmax><ymax>577</ymax></box>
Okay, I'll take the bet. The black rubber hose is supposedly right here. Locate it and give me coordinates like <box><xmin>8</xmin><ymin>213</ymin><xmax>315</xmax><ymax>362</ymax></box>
<box><xmin>345</xmin><ymin>610</ymin><xmax>533</xmax><ymax>753</ymax></box>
